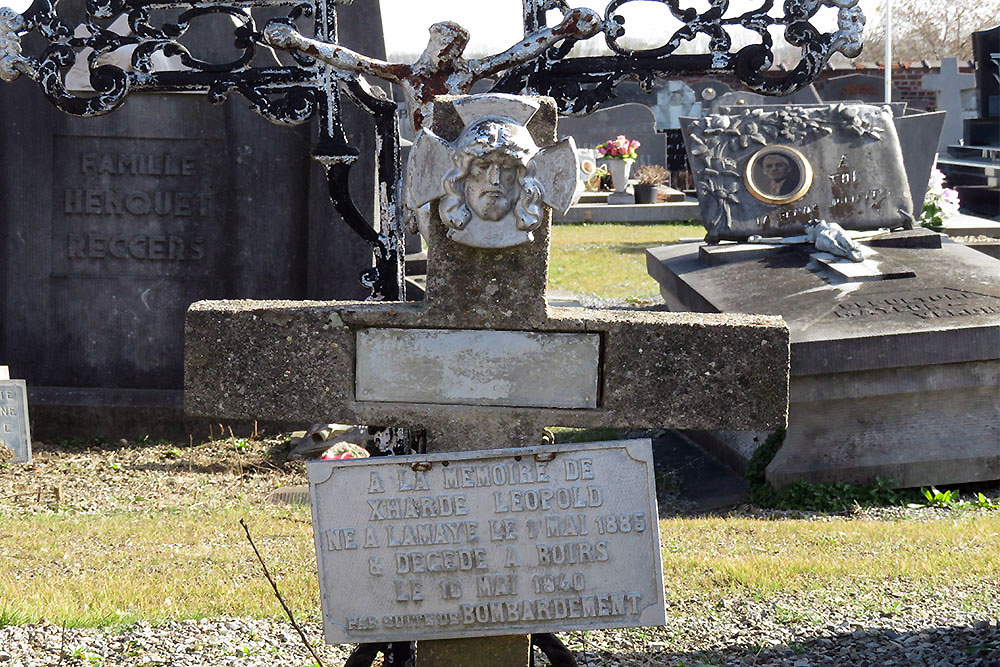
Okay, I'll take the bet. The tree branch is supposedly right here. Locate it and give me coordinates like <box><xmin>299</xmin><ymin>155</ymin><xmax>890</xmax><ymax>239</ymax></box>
<box><xmin>240</xmin><ymin>518</ymin><xmax>326</xmax><ymax>667</ymax></box>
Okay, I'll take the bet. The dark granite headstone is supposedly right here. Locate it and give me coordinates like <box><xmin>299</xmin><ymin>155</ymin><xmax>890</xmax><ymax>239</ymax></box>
<box><xmin>894</xmin><ymin>110</ymin><xmax>946</xmax><ymax>213</ymax></box>
<box><xmin>0</xmin><ymin>368</ymin><xmax>31</xmax><ymax>463</ymax></box>
<box><xmin>0</xmin><ymin>7</ymin><xmax>384</xmax><ymax>439</ymax></box>
<box><xmin>665</xmin><ymin>129</ymin><xmax>688</xmax><ymax>171</ymax></box>
<box><xmin>558</xmin><ymin>103</ymin><xmax>667</xmax><ymax>167</ymax></box>
<box><xmin>972</xmin><ymin>25</ymin><xmax>1000</xmax><ymax>120</ymax></box>
<box><xmin>647</xmin><ymin>236</ymin><xmax>1000</xmax><ymax>489</ymax></box>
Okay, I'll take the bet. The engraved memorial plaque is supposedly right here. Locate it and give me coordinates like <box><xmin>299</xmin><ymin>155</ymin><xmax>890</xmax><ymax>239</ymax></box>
<box><xmin>827</xmin><ymin>288</ymin><xmax>1000</xmax><ymax>323</ymax></box>
<box><xmin>0</xmin><ymin>380</ymin><xmax>31</xmax><ymax>463</ymax></box>
<box><xmin>681</xmin><ymin>104</ymin><xmax>913</xmax><ymax>242</ymax></box>
<box><xmin>51</xmin><ymin>135</ymin><xmax>226</xmax><ymax>280</ymax></box>
<box><xmin>308</xmin><ymin>440</ymin><xmax>665</xmax><ymax>643</ymax></box>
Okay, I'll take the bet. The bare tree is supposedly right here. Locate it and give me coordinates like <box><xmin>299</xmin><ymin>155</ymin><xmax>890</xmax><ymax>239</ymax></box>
<box><xmin>862</xmin><ymin>1</ymin><xmax>997</xmax><ymax>62</ymax></box>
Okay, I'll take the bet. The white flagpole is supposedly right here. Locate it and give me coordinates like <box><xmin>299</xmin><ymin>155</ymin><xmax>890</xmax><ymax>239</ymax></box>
<box><xmin>884</xmin><ymin>0</ymin><xmax>893</xmax><ymax>103</ymax></box>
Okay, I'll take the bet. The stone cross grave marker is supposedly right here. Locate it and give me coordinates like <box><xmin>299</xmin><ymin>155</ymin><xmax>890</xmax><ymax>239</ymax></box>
<box><xmin>185</xmin><ymin>94</ymin><xmax>789</xmax><ymax>665</ymax></box>
<box><xmin>922</xmin><ymin>57</ymin><xmax>977</xmax><ymax>152</ymax></box>
<box><xmin>0</xmin><ymin>366</ymin><xmax>31</xmax><ymax>464</ymax></box>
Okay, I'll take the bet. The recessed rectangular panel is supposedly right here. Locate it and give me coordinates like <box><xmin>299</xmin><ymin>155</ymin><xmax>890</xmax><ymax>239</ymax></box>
<box><xmin>51</xmin><ymin>135</ymin><xmax>226</xmax><ymax>280</ymax></box>
<box><xmin>308</xmin><ymin>440</ymin><xmax>665</xmax><ymax>643</ymax></box>
<box><xmin>355</xmin><ymin>328</ymin><xmax>600</xmax><ymax>409</ymax></box>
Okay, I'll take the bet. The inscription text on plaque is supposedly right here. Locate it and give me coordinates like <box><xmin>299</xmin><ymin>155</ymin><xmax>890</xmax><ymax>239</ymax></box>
<box><xmin>308</xmin><ymin>440</ymin><xmax>665</xmax><ymax>643</ymax></box>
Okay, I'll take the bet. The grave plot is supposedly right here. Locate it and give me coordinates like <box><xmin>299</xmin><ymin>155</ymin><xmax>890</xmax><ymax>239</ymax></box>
<box><xmin>186</xmin><ymin>93</ymin><xmax>790</xmax><ymax>664</ymax></box>
<box><xmin>649</xmin><ymin>101</ymin><xmax>1000</xmax><ymax>490</ymax></box>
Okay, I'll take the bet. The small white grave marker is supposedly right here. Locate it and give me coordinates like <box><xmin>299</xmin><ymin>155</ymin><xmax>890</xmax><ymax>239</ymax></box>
<box><xmin>0</xmin><ymin>366</ymin><xmax>31</xmax><ymax>463</ymax></box>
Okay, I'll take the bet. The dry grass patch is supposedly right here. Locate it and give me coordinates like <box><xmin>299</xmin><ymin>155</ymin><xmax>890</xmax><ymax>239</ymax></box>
<box><xmin>659</xmin><ymin>516</ymin><xmax>1000</xmax><ymax>603</ymax></box>
<box><xmin>1</xmin><ymin>498</ymin><xmax>998</xmax><ymax>628</ymax></box>
<box><xmin>0</xmin><ymin>507</ymin><xmax>319</xmax><ymax>627</ymax></box>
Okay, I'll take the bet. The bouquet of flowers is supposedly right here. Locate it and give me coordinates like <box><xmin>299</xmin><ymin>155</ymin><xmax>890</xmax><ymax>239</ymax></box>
<box><xmin>597</xmin><ymin>135</ymin><xmax>640</xmax><ymax>161</ymax></box>
<box><xmin>920</xmin><ymin>168</ymin><xmax>960</xmax><ymax>228</ymax></box>
<box><xmin>321</xmin><ymin>441</ymin><xmax>370</xmax><ymax>460</ymax></box>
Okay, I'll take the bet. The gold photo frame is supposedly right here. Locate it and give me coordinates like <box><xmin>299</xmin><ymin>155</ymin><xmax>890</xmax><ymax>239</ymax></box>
<box><xmin>743</xmin><ymin>145</ymin><xmax>813</xmax><ymax>205</ymax></box>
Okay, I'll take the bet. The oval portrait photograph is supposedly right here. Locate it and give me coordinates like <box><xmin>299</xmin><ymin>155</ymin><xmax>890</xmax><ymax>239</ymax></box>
<box><xmin>744</xmin><ymin>145</ymin><xmax>813</xmax><ymax>205</ymax></box>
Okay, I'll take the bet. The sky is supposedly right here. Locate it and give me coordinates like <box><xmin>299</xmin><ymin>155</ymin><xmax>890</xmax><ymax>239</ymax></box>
<box><xmin>375</xmin><ymin>0</ymin><xmax>882</xmax><ymax>59</ymax></box>
<box><xmin>1</xmin><ymin>0</ymin><xmax>883</xmax><ymax>60</ymax></box>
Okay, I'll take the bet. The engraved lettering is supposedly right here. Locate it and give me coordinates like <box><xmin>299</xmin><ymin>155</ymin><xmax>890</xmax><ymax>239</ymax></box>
<box><xmin>174</xmin><ymin>192</ymin><xmax>192</xmax><ymax>216</ymax></box>
<box><xmin>397</xmin><ymin>469</ymin><xmax>430</xmax><ymax>491</ymax></box>
<box><xmin>346</xmin><ymin>616</ymin><xmax>379</xmax><ymax>631</ymax></box>
<box><xmin>368</xmin><ymin>495</ymin><xmax>468</xmax><ymax>521</ymax></box>
<box><xmin>394</xmin><ymin>579</ymin><xmax>424</xmax><ymax>602</ymax></box>
<box><xmin>457</xmin><ymin>592</ymin><xmax>641</xmax><ymax>625</ymax></box>
<box><xmin>65</xmin><ymin>189</ymin><xmax>82</xmax><ymax>214</ymax></box>
<box><xmin>323</xmin><ymin>528</ymin><xmax>358</xmax><ymax>551</ymax></box>
<box><xmin>67</xmin><ymin>233</ymin><xmax>86</xmax><ymax>259</ymax></box>
<box><xmin>395</xmin><ymin>548</ymin><xmax>488</xmax><ymax>574</ymax></box>
<box><xmin>563</xmin><ymin>458</ymin><xmax>594</xmax><ymax>481</ymax></box>
<box><xmin>536</xmin><ymin>540</ymin><xmax>610</xmax><ymax>565</ymax></box>
<box><xmin>384</xmin><ymin>521</ymin><xmax>479</xmax><ymax>547</ymax></box>
<box><xmin>492</xmin><ymin>486</ymin><xmax>601</xmax><ymax>513</ymax></box>
<box><xmin>476</xmin><ymin>573</ymin><xmax>518</xmax><ymax>597</ymax></box>
<box><xmin>126</xmin><ymin>192</ymin><xmax>151</xmax><ymax>216</ymax></box>
<box><xmin>832</xmin><ymin>290</ymin><xmax>1000</xmax><ymax>320</ymax></box>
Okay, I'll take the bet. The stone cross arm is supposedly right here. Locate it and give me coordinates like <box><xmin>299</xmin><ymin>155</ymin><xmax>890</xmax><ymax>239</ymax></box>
<box><xmin>185</xmin><ymin>300</ymin><xmax>788</xmax><ymax>449</ymax></box>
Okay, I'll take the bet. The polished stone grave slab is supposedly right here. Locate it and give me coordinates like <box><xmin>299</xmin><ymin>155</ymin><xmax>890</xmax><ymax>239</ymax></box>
<box><xmin>647</xmin><ymin>232</ymin><xmax>1000</xmax><ymax>488</ymax></box>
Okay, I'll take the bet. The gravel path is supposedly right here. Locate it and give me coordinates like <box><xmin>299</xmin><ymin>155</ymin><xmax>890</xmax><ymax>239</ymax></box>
<box><xmin>1</xmin><ymin>606</ymin><xmax>996</xmax><ymax>666</ymax></box>
<box><xmin>1</xmin><ymin>439</ymin><xmax>997</xmax><ymax>666</ymax></box>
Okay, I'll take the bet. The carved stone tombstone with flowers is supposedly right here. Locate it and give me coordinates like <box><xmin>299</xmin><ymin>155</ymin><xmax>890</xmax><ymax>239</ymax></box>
<box><xmin>186</xmin><ymin>92</ymin><xmax>789</xmax><ymax>666</ymax></box>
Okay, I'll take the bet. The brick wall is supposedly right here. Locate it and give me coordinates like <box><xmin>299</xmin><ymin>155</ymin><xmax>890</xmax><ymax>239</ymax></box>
<box><xmin>678</xmin><ymin>62</ymin><xmax>975</xmax><ymax>112</ymax></box>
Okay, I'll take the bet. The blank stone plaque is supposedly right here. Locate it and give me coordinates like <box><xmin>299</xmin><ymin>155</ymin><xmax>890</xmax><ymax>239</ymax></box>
<box><xmin>355</xmin><ymin>329</ymin><xmax>600</xmax><ymax>409</ymax></box>
<box><xmin>308</xmin><ymin>440</ymin><xmax>665</xmax><ymax>643</ymax></box>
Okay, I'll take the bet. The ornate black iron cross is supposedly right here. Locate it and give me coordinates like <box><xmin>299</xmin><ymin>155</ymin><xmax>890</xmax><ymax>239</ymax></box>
<box><xmin>0</xmin><ymin>0</ymin><xmax>865</xmax><ymax>300</ymax></box>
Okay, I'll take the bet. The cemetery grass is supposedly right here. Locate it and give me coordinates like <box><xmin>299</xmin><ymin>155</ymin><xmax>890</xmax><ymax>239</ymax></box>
<box><xmin>548</xmin><ymin>222</ymin><xmax>701</xmax><ymax>301</ymax></box>
<box><xmin>1</xmin><ymin>437</ymin><xmax>998</xmax><ymax>637</ymax></box>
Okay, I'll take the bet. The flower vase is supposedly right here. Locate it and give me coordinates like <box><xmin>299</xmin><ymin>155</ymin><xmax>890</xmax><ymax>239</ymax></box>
<box><xmin>603</xmin><ymin>159</ymin><xmax>634</xmax><ymax>205</ymax></box>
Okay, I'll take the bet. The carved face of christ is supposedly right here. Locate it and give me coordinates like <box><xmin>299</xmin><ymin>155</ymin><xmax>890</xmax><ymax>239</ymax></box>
<box><xmin>463</xmin><ymin>152</ymin><xmax>521</xmax><ymax>221</ymax></box>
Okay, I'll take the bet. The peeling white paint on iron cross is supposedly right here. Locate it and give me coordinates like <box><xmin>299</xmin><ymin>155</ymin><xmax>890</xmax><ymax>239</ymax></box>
<box><xmin>408</xmin><ymin>93</ymin><xmax>579</xmax><ymax>248</ymax></box>
<box><xmin>308</xmin><ymin>440</ymin><xmax>666</xmax><ymax>644</ymax></box>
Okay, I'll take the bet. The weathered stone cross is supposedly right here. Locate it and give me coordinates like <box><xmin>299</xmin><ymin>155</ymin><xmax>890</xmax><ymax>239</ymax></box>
<box><xmin>185</xmin><ymin>94</ymin><xmax>789</xmax><ymax>665</ymax></box>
